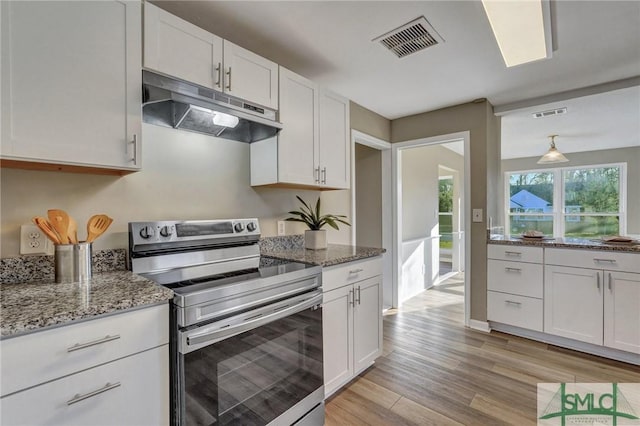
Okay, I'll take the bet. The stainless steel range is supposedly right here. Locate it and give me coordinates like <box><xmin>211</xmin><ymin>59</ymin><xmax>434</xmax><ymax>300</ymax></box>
<box><xmin>128</xmin><ymin>219</ymin><xmax>324</xmax><ymax>425</ymax></box>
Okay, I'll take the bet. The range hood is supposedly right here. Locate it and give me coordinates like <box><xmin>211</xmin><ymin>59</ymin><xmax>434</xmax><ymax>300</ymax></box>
<box><xmin>142</xmin><ymin>71</ymin><xmax>282</xmax><ymax>143</ymax></box>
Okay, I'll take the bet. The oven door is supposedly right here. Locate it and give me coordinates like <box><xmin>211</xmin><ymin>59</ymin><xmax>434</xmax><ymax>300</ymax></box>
<box><xmin>176</xmin><ymin>290</ymin><xmax>324</xmax><ymax>425</ymax></box>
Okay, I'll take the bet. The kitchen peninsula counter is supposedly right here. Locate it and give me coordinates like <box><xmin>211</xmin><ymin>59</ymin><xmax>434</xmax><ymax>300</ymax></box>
<box><xmin>488</xmin><ymin>235</ymin><xmax>640</xmax><ymax>253</ymax></box>
<box><xmin>262</xmin><ymin>240</ymin><xmax>385</xmax><ymax>267</ymax></box>
<box><xmin>0</xmin><ymin>271</ymin><xmax>173</xmax><ymax>338</ymax></box>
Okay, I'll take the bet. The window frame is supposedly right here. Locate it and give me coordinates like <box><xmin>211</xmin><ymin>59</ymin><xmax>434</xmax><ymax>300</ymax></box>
<box><xmin>504</xmin><ymin>162</ymin><xmax>627</xmax><ymax>238</ymax></box>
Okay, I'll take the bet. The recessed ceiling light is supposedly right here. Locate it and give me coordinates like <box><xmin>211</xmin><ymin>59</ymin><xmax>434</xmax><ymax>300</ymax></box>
<box><xmin>481</xmin><ymin>0</ymin><xmax>552</xmax><ymax>67</ymax></box>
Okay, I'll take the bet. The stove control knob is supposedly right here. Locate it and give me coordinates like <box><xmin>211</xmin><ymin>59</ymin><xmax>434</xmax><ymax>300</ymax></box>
<box><xmin>234</xmin><ymin>223</ymin><xmax>245</xmax><ymax>233</ymax></box>
<box><xmin>246</xmin><ymin>222</ymin><xmax>257</xmax><ymax>232</ymax></box>
<box><xmin>139</xmin><ymin>226</ymin><xmax>155</xmax><ymax>239</ymax></box>
<box><xmin>160</xmin><ymin>226</ymin><xmax>173</xmax><ymax>238</ymax></box>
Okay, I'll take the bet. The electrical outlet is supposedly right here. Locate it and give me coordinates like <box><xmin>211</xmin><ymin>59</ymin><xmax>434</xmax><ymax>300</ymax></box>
<box><xmin>277</xmin><ymin>221</ymin><xmax>286</xmax><ymax>236</ymax></box>
<box><xmin>20</xmin><ymin>224</ymin><xmax>52</xmax><ymax>255</ymax></box>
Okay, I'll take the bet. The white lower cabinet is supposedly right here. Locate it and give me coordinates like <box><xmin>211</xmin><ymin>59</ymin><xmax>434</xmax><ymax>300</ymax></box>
<box><xmin>0</xmin><ymin>304</ymin><xmax>170</xmax><ymax>425</ymax></box>
<box><xmin>604</xmin><ymin>271</ymin><xmax>640</xmax><ymax>353</ymax></box>
<box><xmin>488</xmin><ymin>245</ymin><xmax>640</xmax><ymax>360</ymax></box>
<box><xmin>0</xmin><ymin>346</ymin><xmax>169</xmax><ymax>426</ymax></box>
<box><xmin>487</xmin><ymin>246</ymin><xmax>543</xmax><ymax>332</ymax></box>
<box><xmin>322</xmin><ymin>258</ymin><xmax>382</xmax><ymax>398</ymax></box>
<box><xmin>544</xmin><ymin>265</ymin><xmax>604</xmax><ymax>345</ymax></box>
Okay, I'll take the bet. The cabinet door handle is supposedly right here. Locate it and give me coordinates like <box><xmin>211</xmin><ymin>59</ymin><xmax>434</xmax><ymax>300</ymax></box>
<box><xmin>214</xmin><ymin>62</ymin><xmax>222</xmax><ymax>88</ymax></box>
<box><xmin>349</xmin><ymin>289</ymin><xmax>355</xmax><ymax>307</ymax></box>
<box><xmin>596</xmin><ymin>273</ymin><xmax>601</xmax><ymax>290</ymax></box>
<box><xmin>349</xmin><ymin>268</ymin><xmax>364</xmax><ymax>274</ymax></box>
<box><xmin>129</xmin><ymin>134</ymin><xmax>137</xmax><ymax>164</ymax></box>
<box><xmin>608</xmin><ymin>272</ymin><xmax>613</xmax><ymax>291</ymax></box>
<box><xmin>321</xmin><ymin>167</ymin><xmax>327</xmax><ymax>184</ymax></box>
<box><xmin>504</xmin><ymin>267</ymin><xmax>522</xmax><ymax>273</ymax></box>
<box><xmin>315</xmin><ymin>167</ymin><xmax>320</xmax><ymax>183</ymax></box>
<box><xmin>505</xmin><ymin>300</ymin><xmax>521</xmax><ymax>306</ymax></box>
<box><xmin>504</xmin><ymin>251</ymin><xmax>522</xmax><ymax>257</ymax></box>
<box><xmin>226</xmin><ymin>67</ymin><xmax>232</xmax><ymax>91</ymax></box>
<box><xmin>356</xmin><ymin>286</ymin><xmax>361</xmax><ymax>305</ymax></box>
<box><xmin>67</xmin><ymin>334</ymin><xmax>120</xmax><ymax>352</ymax></box>
<box><xmin>593</xmin><ymin>258</ymin><xmax>616</xmax><ymax>264</ymax></box>
<box><xmin>67</xmin><ymin>382</ymin><xmax>121</xmax><ymax>406</ymax></box>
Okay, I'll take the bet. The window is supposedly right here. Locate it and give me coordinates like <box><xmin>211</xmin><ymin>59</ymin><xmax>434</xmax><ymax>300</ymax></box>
<box><xmin>439</xmin><ymin>176</ymin><xmax>453</xmax><ymax>249</ymax></box>
<box><xmin>506</xmin><ymin>164</ymin><xmax>625</xmax><ymax>238</ymax></box>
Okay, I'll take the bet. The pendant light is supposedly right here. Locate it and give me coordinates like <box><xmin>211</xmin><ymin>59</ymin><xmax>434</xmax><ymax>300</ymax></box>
<box><xmin>537</xmin><ymin>134</ymin><xmax>569</xmax><ymax>164</ymax></box>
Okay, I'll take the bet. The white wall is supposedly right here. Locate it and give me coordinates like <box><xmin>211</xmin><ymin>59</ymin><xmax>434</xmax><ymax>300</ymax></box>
<box><xmin>0</xmin><ymin>124</ymin><xmax>353</xmax><ymax>256</ymax></box>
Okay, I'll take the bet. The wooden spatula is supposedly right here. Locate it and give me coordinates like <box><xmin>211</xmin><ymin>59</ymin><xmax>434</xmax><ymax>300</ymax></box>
<box><xmin>68</xmin><ymin>216</ymin><xmax>79</xmax><ymax>244</ymax></box>
<box><xmin>32</xmin><ymin>216</ymin><xmax>62</xmax><ymax>244</ymax></box>
<box><xmin>47</xmin><ymin>209</ymin><xmax>70</xmax><ymax>244</ymax></box>
<box><xmin>86</xmin><ymin>214</ymin><xmax>113</xmax><ymax>242</ymax></box>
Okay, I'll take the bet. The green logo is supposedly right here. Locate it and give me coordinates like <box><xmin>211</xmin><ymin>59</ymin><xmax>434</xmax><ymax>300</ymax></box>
<box><xmin>539</xmin><ymin>383</ymin><xmax>639</xmax><ymax>425</ymax></box>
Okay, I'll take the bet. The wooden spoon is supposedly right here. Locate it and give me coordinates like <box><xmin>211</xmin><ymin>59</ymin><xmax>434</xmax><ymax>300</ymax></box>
<box><xmin>32</xmin><ymin>217</ymin><xmax>62</xmax><ymax>244</ymax></box>
<box><xmin>86</xmin><ymin>214</ymin><xmax>113</xmax><ymax>242</ymax></box>
<box><xmin>68</xmin><ymin>216</ymin><xmax>79</xmax><ymax>244</ymax></box>
<box><xmin>47</xmin><ymin>209</ymin><xmax>70</xmax><ymax>244</ymax></box>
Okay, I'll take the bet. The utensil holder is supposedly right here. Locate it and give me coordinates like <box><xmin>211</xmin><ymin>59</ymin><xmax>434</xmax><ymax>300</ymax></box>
<box><xmin>55</xmin><ymin>242</ymin><xmax>92</xmax><ymax>283</ymax></box>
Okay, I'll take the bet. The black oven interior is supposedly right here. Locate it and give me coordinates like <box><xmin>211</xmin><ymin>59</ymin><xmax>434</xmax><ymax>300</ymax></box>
<box><xmin>175</xmin><ymin>304</ymin><xmax>323</xmax><ymax>425</ymax></box>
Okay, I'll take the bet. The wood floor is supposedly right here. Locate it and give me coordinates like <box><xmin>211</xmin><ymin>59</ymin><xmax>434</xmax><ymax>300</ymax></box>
<box><xmin>324</xmin><ymin>275</ymin><xmax>640</xmax><ymax>425</ymax></box>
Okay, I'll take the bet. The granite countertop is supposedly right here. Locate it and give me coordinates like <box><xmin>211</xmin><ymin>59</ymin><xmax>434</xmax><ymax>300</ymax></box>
<box><xmin>262</xmin><ymin>243</ymin><xmax>385</xmax><ymax>267</ymax></box>
<box><xmin>1</xmin><ymin>271</ymin><xmax>173</xmax><ymax>338</ymax></box>
<box><xmin>488</xmin><ymin>235</ymin><xmax>640</xmax><ymax>253</ymax></box>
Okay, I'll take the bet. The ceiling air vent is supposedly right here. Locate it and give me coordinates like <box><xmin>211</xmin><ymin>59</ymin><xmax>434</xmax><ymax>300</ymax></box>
<box><xmin>532</xmin><ymin>107</ymin><xmax>568</xmax><ymax>118</ymax></box>
<box><xmin>373</xmin><ymin>16</ymin><xmax>444</xmax><ymax>59</ymax></box>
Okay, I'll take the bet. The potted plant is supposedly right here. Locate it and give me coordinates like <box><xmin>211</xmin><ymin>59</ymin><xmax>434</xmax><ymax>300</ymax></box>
<box><xmin>286</xmin><ymin>196</ymin><xmax>350</xmax><ymax>249</ymax></box>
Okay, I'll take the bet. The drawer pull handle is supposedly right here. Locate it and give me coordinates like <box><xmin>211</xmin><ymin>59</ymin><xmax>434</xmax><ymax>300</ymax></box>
<box><xmin>67</xmin><ymin>382</ymin><xmax>121</xmax><ymax>406</ymax></box>
<box><xmin>504</xmin><ymin>267</ymin><xmax>522</xmax><ymax>273</ymax></box>
<box><xmin>349</xmin><ymin>268</ymin><xmax>364</xmax><ymax>274</ymax></box>
<box><xmin>504</xmin><ymin>251</ymin><xmax>522</xmax><ymax>257</ymax></box>
<box><xmin>505</xmin><ymin>300</ymin><xmax>522</xmax><ymax>306</ymax></box>
<box><xmin>67</xmin><ymin>334</ymin><xmax>120</xmax><ymax>352</ymax></box>
<box><xmin>593</xmin><ymin>258</ymin><xmax>616</xmax><ymax>264</ymax></box>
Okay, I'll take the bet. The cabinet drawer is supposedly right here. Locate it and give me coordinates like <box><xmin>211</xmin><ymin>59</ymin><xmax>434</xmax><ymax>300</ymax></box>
<box><xmin>0</xmin><ymin>304</ymin><xmax>168</xmax><ymax>397</ymax></box>
<box><xmin>545</xmin><ymin>248</ymin><xmax>640</xmax><ymax>273</ymax></box>
<box><xmin>488</xmin><ymin>244</ymin><xmax>543</xmax><ymax>263</ymax></box>
<box><xmin>487</xmin><ymin>291</ymin><xmax>543</xmax><ymax>332</ymax></box>
<box><xmin>322</xmin><ymin>257</ymin><xmax>382</xmax><ymax>292</ymax></box>
<box><xmin>488</xmin><ymin>260</ymin><xmax>543</xmax><ymax>298</ymax></box>
<box><xmin>0</xmin><ymin>346</ymin><xmax>169</xmax><ymax>425</ymax></box>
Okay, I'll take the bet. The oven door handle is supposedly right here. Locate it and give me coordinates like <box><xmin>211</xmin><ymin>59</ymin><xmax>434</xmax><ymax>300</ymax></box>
<box><xmin>181</xmin><ymin>291</ymin><xmax>323</xmax><ymax>353</ymax></box>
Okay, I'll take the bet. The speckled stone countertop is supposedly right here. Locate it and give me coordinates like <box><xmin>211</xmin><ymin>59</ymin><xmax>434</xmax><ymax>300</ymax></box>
<box><xmin>489</xmin><ymin>235</ymin><xmax>640</xmax><ymax>253</ymax></box>
<box><xmin>1</xmin><ymin>271</ymin><xmax>173</xmax><ymax>338</ymax></box>
<box><xmin>262</xmin><ymin>243</ymin><xmax>385</xmax><ymax>267</ymax></box>
<box><xmin>1</xmin><ymin>249</ymin><xmax>173</xmax><ymax>338</ymax></box>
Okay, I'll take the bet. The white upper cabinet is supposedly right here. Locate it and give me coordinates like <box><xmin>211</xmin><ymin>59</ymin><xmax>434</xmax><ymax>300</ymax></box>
<box><xmin>1</xmin><ymin>1</ymin><xmax>142</xmax><ymax>172</ymax></box>
<box><xmin>318</xmin><ymin>88</ymin><xmax>350</xmax><ymax>189</ymax></box>
<box><xmin>223</xmin><ymin>41</ymin><xmax>279</xmax><ymax>109</ymax></box>
<box><xmin>143</xmin><ymin>2</ymin><xmax>223</xmax><ymax>90</ymax></box>
<box><xmin>276</xmin><ymin>67</ymin><xmax>319</xmax><ymax>186</ymax></box>
<box><xmin>251</xmin><ymin>66</ymin><xmax>350</xmax><ymax>190</ymax></box>
<box><xmin>143</xmin><ymin>3</ymin><xmax>278</xmax><ymax>109</ymax></box>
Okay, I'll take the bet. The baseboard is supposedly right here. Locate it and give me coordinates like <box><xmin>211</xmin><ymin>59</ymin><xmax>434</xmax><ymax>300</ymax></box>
<box><xmin>490</xmin><ymin>322</ymin><xmax>640</xmax><ymax>366</ymax></box>
<box><xmin>468</xmin><ymin>319</ymin><xmax>491</xmax><ymax>333</ymax></box>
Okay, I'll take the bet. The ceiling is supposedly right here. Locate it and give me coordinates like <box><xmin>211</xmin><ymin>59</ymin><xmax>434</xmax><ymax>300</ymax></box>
<box><xmin>151</xmin><ymin>1</ymin><xmax>640</xmax><ymax>157</ymax></box>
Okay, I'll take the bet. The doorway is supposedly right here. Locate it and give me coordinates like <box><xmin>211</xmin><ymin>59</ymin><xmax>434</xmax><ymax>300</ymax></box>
<box><xmin>351</xmin><ymin>130</ymin><xmax>393</xmax><ymax>310</ymax></box>
<box><xmin>392</xmin><ymin>131</ymin><xmax>471</xmax><ymax>326</ymax></box>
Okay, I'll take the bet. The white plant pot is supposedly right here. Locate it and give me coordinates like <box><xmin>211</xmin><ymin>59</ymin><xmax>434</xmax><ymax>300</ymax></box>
<box><xmin>305</xmin><ymin>230</ymin><xmax>327</xmax><ymax>250</ymax></box>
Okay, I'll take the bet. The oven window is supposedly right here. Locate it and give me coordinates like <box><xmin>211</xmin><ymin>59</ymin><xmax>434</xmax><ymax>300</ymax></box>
<box><xmin>181</xmin><ymin>306</ymin><xmax>323</xmax><ymax>425</ymax></box>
